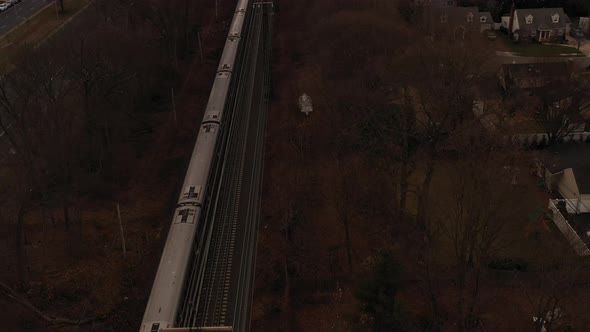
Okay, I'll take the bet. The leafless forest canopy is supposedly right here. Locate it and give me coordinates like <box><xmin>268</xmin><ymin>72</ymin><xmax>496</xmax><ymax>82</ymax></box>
<box><xmin>1</xmin><ymin>0</ymin><xmax>589</xmax><ymax>331</ymax></box>
<box><xmin>1</xmin><ymin>0</ymin><xmax>231</xmax><ymax>330</ymax></box>
<box><xmin>254</xmin><ymin>0</ymin><xmax>590</xmax><ymax>332</ymax></box>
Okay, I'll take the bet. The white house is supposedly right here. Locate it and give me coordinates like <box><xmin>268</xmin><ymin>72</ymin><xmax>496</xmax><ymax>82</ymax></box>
<box><xmin>509</xmin><ymin>7</ymin><xmax>571</xmax><ymax>43</ymax></box>
<box><xmin>539</xmin><ymin>143</ymin><xmax>590</xmax><ymax>214</ymax></box>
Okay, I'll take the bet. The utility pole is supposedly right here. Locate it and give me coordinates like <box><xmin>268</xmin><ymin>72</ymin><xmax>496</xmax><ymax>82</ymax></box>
<box><xmin>197</xmin><ymin>28</ymin><xmax>204</xmax><ymax>62</ymax></box>
<box><xmin>116</xmin><ymin>203</ymin><xmax>126</xmax><ymax>259</ymax></box>
<box><xmin>171</xmin><ymin>87</ymin><xmax>177</xmax><ymax>123</ymax></box>
<box><xmin>215</xmin><ymin>0</ymin><xmax>218</xmax><ymax>20</ymax></box>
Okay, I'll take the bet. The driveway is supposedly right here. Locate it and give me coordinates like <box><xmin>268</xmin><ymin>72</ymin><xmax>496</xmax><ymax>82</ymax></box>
<box><xmin>558</xmin><ymin>34</ymin><xmax>590</xmax><ymax>56</ymax></box>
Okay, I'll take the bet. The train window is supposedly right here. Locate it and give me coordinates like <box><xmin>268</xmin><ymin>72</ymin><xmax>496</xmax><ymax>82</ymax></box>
<box><xmin>150</xmin><ymin>323</ymin><xmax>160</xmax><ymax>332</ymax></box>
<box><xmin>187</xmin><ymin>186</ymin><xmax>198</xmax><ymax>199</ymax></box>
<box><xmin>202</xmin><ymin>124</ymin><xmax>217</xmax><ymax>133</ymax></box>
<box><xmin>176</xmin><ymin>208</ymin><xmax>196</xmax><ymax>224</ymax></box>
<box><xmin>178</xmin><ymin>209</ymin><xmax>189</xmax><ymax>223</ymax></box>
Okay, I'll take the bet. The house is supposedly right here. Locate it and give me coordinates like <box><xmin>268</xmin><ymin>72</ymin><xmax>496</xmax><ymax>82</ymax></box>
<box><xmin>540</xmin><ymin>143</ymin><xmax>590</xmax><ymax>213</ymax></box>
<box><xmin>509</xmin><ymin>7</ymin><xmax>571</xmax><ymax>43</ymax></box>
<box><xmin>479</xmin><ymin>11</ymin><xmax>494</xmax><ymax>32</ymax></box>
<box><xmin>538</xmin><ymin>143</ymin><xmax>590</xmax><ymax>255</ymax></box>
<box><xmin>425</xmin><ymin>6</ymin><xmax>489</xmax><ymax>38</ymax></box>
<box><xmin>498</xmin><ymin>62</ymin><xmax>571</xmax><ymax>91</ymax></box>
<box><xmin>501</xmin><ymin>14</ymin><xmax>511</xmax><ymax>31</ymax></box>
<box><xmin>580</xmin><ymin>17</ymin><xmax>590</xmax><ymax>34</ymax></box>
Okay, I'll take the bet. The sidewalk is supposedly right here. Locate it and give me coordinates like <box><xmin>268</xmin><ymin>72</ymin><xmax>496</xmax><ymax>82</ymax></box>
<box><xmin>561</xmin><ymin>35</ymin><xmax>590</xmax><ymax>57</ymax></box>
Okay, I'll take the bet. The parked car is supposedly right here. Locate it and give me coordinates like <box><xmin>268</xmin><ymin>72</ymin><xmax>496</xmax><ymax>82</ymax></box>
<box><xmin>0</xmin><ymin>2</ymin><xmax>10</xmax><ymax>11</ymax></box>
<box><xmin>486</xmin><ymin>31</ymin><xmax>497</xmax><ymax>40</ymax></box>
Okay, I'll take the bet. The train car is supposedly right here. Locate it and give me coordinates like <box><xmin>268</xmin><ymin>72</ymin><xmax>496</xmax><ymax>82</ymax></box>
<box><xmin>139</xmin><ymin>1</ymin><xmax>250</xmax><ymax>331</ymax></box>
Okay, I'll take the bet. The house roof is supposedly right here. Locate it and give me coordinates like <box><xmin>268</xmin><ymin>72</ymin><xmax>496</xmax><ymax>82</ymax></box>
<box><xmin>515</xmin><ymin>8</ymin><xmax>571</xmax><ymax>31</ymax></box>
<box><xmin>479</xmin><ymin>12</ymin><xmax>494</xmax><ymax>24</ymax></box>
<box><xmin>433</xmin><ymin>6</ymin><xmax>480</xmax><ymax>28</ymax></box>
<box><xmin>542</xmin><ymin>143</ymin><xmax>590</xmax><ymax>193</ymax></box>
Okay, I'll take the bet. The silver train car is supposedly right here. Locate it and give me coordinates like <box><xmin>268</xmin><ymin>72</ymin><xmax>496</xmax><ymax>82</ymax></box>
<box><xmin>140</xmin><ymin>1</ymin><xmax>250</xmax><ymax>331</ymax></box>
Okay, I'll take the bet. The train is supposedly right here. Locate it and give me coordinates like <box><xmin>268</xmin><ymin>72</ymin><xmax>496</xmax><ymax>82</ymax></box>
<box><xmin>139</xmin><ymin>0</ymin><xmax>250</xmax><ymax>331</ymax></box>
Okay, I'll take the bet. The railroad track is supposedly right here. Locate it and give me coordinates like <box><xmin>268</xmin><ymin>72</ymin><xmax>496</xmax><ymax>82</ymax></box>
<box><xmin>173</xmin><ymin>2</ymin><xmax>272</xmax><ymax>331</ymax></box>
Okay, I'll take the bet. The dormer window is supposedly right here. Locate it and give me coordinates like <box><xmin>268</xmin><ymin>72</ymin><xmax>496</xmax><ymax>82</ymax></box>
<box><xmin>441</xmin><ymin>14</ymin><xmax>448</xmax><ymax>23</ymax></box>
<box><xmin>467</xmin><ymin>12</ymin><xmax>474</xmax><ymax>22</ymax></box>
<box><xmin>526</xmin><ymin>14</ymin><xmax>533</xmax><ymax>24</ymax></box>
<box><xmin>480</xmin><ymin>16</ymin><xmax>487</xmax><ymax>23</ymax></box>
<box><xmin>552</xmin><ymin>14</ymin><xmax>559</xmax><ymax>23</ymax></box>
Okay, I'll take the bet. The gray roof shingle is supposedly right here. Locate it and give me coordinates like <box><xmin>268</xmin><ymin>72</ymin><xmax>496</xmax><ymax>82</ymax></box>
<box><xmin>479</xmin><ymin>11</ymin><xmax>494</xmax><ymax>24</ymax></box>
<box><xmin>433</xmin><ymin>6</ymin><xmax>480</xmax><ymax>28</ymax></box>
<box><xmin>516</xmin><ymin>8</ymin><xmax>571</xmax><ymax>31</ymax></box>
<box><xmin>542</xmin><ymin>143</ymin><xmax>590</xmax><ymax>194</ymax></box>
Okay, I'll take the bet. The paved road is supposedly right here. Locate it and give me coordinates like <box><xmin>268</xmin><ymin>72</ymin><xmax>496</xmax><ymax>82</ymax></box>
<box><xmin>496</xmin><ymin>53</ymin><xmax>590</xmax><ymax>69</ymax></box>
<box><xmin>0</xmin><ymin>0</ymin><xmax>52</xmax><ymax>37</ymax></box>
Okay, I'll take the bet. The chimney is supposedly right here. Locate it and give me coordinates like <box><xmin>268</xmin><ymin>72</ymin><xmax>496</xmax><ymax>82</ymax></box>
<box><xmin>508</xmin><ymin>0</ymin><xmax>516</xmax><ymax>36</ymax></box>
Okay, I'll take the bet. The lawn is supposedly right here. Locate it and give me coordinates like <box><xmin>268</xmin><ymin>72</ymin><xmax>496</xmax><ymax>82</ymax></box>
<box><xmin>508</xmin><ymin>42</ymin><xmax>584</xmax><ymax>57</ymax></box>
<box><xmin>0</xmin><ymin>0</ymin><xmax>89</xmax><ymax>68</ymax></box>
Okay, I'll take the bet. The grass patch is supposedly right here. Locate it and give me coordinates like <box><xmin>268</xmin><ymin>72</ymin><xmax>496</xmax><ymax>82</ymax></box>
<box><xmin>0</xmin><ymin>0</ymin><xmax>89</xmax><ymax>68</ymax></box>
<box><xmin>508</xmin><ymin>42</ymin><xmax>584</xmax><ymax>57</ymax></box>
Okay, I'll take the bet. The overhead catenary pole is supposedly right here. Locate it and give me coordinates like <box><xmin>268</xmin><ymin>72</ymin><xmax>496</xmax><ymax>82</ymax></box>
<box><xmin>197</xmin><ymin>30</ymin><xmax>204</xmax><ymax>62</ymax></box>
<box><xmin>117</xmin><ymin>203</ymin><xmax>126</xmax><ymax>259</ymax></box>
<box><xmin>171</xmin><ymin>87</ymin><xmax>177</xmax><ymax>123</ymax></box>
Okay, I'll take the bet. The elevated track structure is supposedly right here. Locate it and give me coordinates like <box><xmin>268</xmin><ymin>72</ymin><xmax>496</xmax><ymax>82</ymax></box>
<box><xmin>140</xmin><ymin>1</ymin><xmax>273</xmax><ymax>331</ymax></box>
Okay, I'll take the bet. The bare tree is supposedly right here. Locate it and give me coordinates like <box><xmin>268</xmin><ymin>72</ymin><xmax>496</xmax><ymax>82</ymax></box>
<box><xmin>534</xmin><ymin>76</ymin><xmax>590</xmax><ymax>145</ymax></box>
<box><xmin>55</xmin><ymin>0</ymin><xmax>64</xmax><ymax>14</ymax></box>
<box><xmin>398</xmin><ymin>35</ymin><xmax>495</xmax><ymax>230</ymax></box>
<box><xmin>0</xmin><ymin>65</ymin><xmax>40</xmax><ymax>289</ymax></box>
<box><xmin>334</xmin><ymin>156</ymin><xmax>361</xmax><ymax>273</ymax></box>
<box><xmin>0</xmin><ymin>44</ymin><xmax>83</xmax><ymax>262</ymax></box>
<box><xmin>65</xmin><ymin>29</ymin><xmax>137</xmax><ymax>171</ymax></box>
<box><xmin>442</xmin><ymin>147</ymin><xmax>518</xmax><ymax>331</ymax></box>
<box><xmin>519</xmin><ymin>242</ymin><xmax>588</xmax><ymax>332</ymax></box>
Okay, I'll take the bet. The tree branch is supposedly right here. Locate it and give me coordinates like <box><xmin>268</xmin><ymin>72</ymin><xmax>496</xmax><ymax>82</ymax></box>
<box><xmin>0</xmin><ymin>280</ymin><xmax>99</xmax><ymax>325</ymax></box>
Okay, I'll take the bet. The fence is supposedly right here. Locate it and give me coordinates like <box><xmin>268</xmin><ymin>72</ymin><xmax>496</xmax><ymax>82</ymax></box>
<box><xmin>513</xmin><ymin>132</ymin><xmax>590</xmax><ymax>145</ymax></box>
<box><xmin>548</xmin><ymin>199</ymin><xmax>590</xmax><ymax>256</ymax></box>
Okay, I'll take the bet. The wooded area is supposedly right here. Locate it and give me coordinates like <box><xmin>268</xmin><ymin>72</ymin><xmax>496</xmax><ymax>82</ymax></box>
<box><xmin>0</xmin><ymin>0</ymin><xmax>235</xmax><ymax>330</ymax></box>
<box><xmin>252</xmin><ymin>1</ymin><xmax>590</xmax><ymax>331</ymax></box>
<box><xmin>2</xmin><ymin>0</ymin><xmax>590</xmax><ymax>331</ymax></box>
